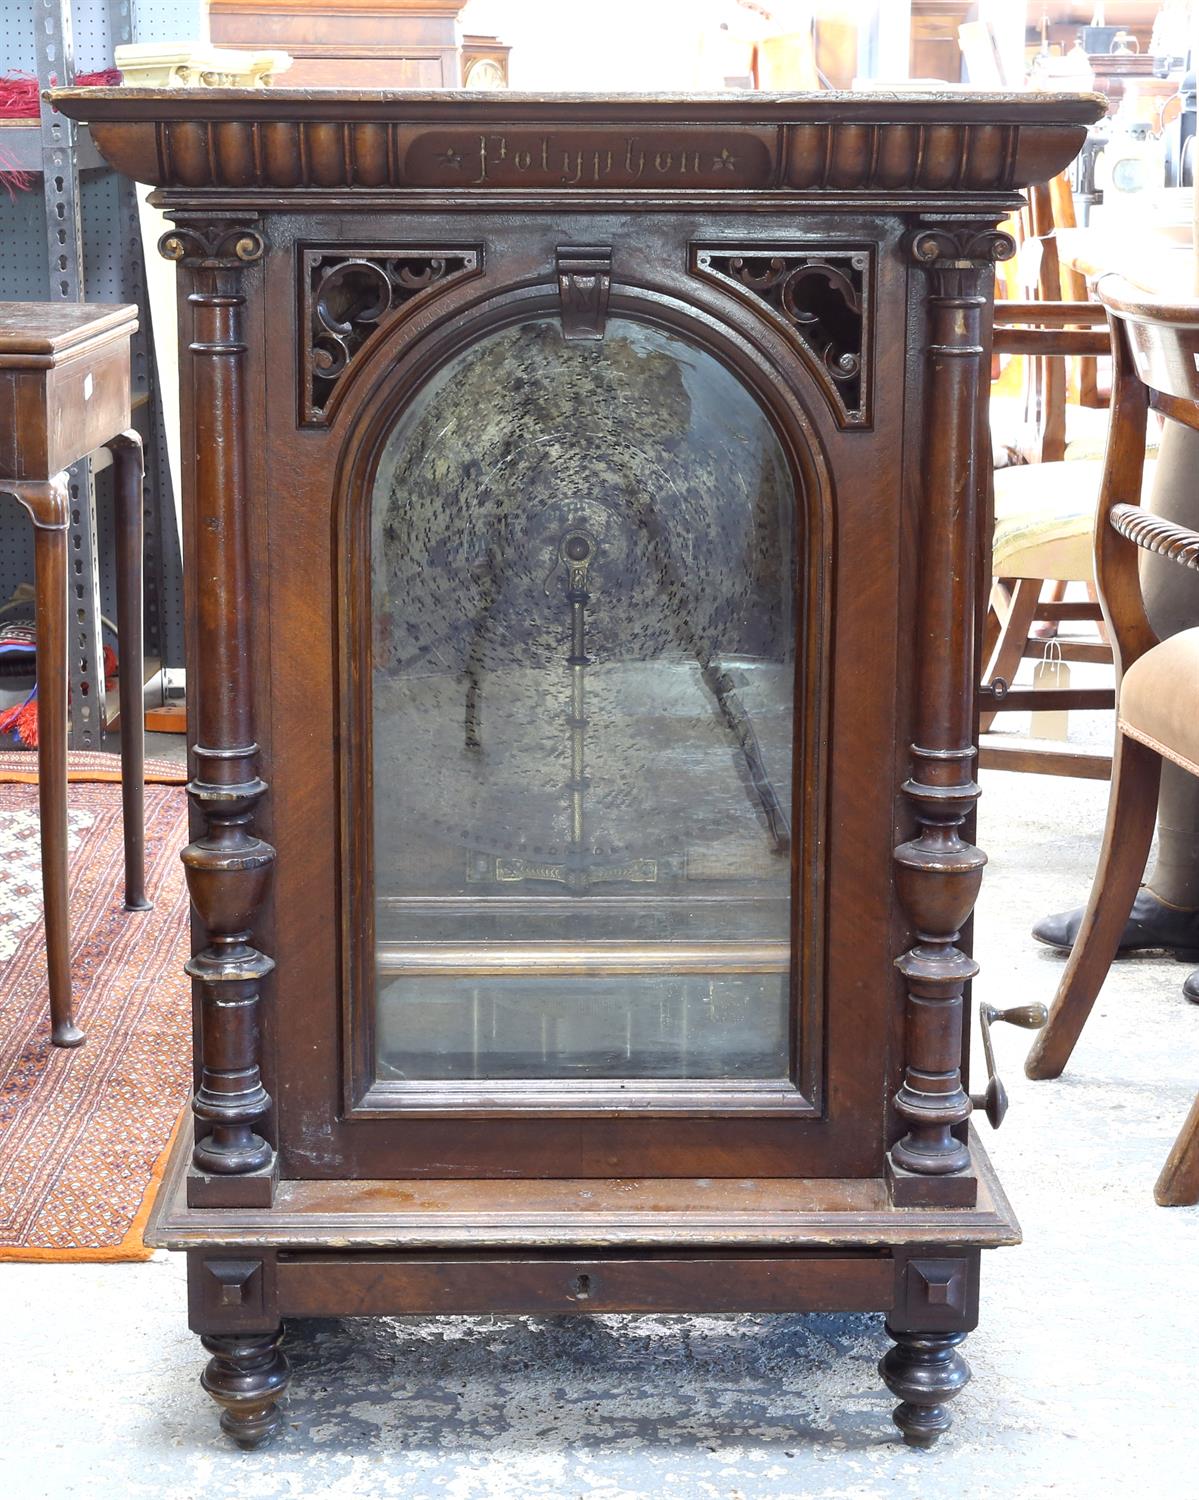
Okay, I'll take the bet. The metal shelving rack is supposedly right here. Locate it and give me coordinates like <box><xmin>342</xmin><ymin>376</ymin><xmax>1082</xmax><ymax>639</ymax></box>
<box><xmin>1</xmin><ymin>0</ymin><xmax>194</xmax><ymax>746</ymax></box>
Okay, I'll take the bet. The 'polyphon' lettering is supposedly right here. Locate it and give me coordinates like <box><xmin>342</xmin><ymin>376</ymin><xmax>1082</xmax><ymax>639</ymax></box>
<box><xmin>408</xmin><ymin>131</ymin><xmax>771</xmax><ymax>189</ymax></box>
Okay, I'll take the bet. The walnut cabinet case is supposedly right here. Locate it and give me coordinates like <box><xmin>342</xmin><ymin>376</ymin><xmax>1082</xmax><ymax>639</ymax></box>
<box><xmin>54</xmin><ymin>86</ymin><xmax>1102</xmax><ymax>1448</ymax></box>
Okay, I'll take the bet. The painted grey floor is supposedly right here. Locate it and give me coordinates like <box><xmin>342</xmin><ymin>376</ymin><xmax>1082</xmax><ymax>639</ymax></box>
<box><xmin>3</xmin><ymin>764</ymin><xmax>1198</xmax><ymax>1499</ymax></box>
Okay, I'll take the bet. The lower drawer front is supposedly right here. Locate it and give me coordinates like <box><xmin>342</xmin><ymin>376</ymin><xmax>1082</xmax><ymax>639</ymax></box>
<box><xmin>274</xmin><ymin>1252</ymin><xmax>893</xmax><ymax>1317</ymax></box>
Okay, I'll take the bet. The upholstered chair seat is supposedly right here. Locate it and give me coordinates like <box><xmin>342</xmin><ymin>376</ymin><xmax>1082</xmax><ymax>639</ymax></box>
<box><xmin>1118</xmin><ymin>626</ymin><xmax>1199</xmax><ymax>776</ymax></box>
<box><xmin>992</xmin><ymin>458</ymin><xmax>1157</xmax><ymax>582</ymax></box>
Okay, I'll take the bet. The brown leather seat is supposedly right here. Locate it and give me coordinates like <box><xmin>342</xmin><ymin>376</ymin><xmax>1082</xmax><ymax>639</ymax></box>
<box><xmin>1119</xmin><ymin>626</ymin><xmax>1199</xmax><ymax>776</ymax></box>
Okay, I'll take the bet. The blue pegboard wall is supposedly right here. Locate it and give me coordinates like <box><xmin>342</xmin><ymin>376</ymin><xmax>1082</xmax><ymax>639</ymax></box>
<box><xmin>0</xmin><ymin>2</ymin><xmax>204</xmax><ymax>672</ymax></box>
<box><xmin>0</xmin><ymin>1</ymin><xmax>204</xmax><ymax>75</ymax></box>
<box><xmin>124</xmin><ymin>2</ymin><xmax>206</xmax><ymax>49</ymax></box>
<box><xmin>0</xmin><ymin>3</ymin><xmax>36</xmax><ymax>74</ymax></box>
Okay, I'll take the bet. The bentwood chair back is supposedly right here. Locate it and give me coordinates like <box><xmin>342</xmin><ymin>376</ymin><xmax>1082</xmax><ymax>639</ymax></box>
<box><xmin>1024</xmin><ymin>274</ymin><xmax>1199</xmax><ymax>1206</ymax></box>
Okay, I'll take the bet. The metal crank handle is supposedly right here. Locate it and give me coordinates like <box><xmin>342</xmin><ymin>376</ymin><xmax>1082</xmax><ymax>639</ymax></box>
<box><xmin>970</xmin><ymin>1002</ymin><xmax>1049</xmax><ymax>1130</ymax></box>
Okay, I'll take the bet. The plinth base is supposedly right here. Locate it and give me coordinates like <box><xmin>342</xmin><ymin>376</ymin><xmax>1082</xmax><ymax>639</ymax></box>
<box><xmin>148</xmin><ymin>1127</ymin><xmax>1017</xmax><ymax>1449</ymax></box>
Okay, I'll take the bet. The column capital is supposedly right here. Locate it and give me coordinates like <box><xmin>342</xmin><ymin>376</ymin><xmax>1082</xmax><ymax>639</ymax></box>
<box><xmin>159</xmin><ymin>222</ymin><xmax>265</xmax><ymax>270</ymax></box>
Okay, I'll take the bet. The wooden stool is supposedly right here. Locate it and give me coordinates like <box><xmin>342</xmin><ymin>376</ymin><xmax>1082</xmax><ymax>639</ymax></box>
<box><xmin>0</xmin><ymin>302</ymin><xmax>149</xmax><ymax>1047</ymax></box>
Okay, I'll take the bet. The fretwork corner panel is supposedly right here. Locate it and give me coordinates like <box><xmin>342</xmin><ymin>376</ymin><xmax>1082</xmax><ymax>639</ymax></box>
<box><xmin>52</xmin><ymin>85</ymin><xmax>1103</xmax><ymax>1450</ymax></box>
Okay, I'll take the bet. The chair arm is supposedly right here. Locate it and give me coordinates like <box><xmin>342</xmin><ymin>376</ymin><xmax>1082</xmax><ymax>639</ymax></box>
<box><xmin>1110</xmin><ymin>504</ymin><xmax>1199</xmax><ymax>573</ymax></box>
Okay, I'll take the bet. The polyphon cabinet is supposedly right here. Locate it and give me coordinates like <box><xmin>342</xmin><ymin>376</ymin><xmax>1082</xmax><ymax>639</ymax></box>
<box><xmin>55</xmin><ymin>87</ymin><xmax>1102</xmax><ymax>1448</ymax></box>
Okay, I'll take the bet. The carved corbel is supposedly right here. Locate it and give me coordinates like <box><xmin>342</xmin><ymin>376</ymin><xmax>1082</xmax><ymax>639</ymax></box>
<box><xmin>556</xmin><ymin>244</ymin><xmax>612</xmax><ymax>340</ymax></box>
<box><xmin>888</xmin><ymin>222</ymin><xmax>1014</xmax><ymax>1206</ymax></box>
<box><xmin>160</xmin><ymin>219</ymin><xmax>276</xmax><ymax>1207</ymax></box>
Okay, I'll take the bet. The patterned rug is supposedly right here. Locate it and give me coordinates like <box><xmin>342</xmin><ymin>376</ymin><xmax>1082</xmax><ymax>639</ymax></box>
<box><xmin>0</xmin><ymin>782</ymin><xmax>191</xmax><ymax>1260</ymax></box>
<box><xmin>0</xmin><ymin>748</ymin><xmax>186</xmax><ymax>784</ymax></box>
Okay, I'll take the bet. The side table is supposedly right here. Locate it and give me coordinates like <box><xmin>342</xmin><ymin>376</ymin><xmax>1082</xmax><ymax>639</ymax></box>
<box><xmin>0</xmin><ymin>301</ymin><xmax>149</xmax><ymax>1046</ymax></box>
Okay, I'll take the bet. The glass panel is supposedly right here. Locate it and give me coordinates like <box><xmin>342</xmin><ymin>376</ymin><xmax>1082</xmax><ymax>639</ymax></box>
<box><xmin>370</xmin><ymin>318</ymin><xmax>796</xmax><ymax>1084</ymax></box>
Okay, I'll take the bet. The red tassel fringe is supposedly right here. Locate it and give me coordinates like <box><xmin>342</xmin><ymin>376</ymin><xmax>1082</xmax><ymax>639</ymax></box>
<box><xmin>0</xmin><ymin>69</ymin><xmax>121</xmax><ymax>119</ymax></box>
<box><xmin>0</xmin><ymin>147</ymin><xmax>34</xmax><ymax>195</ymax></box>
<box><xmin>0</xmin><ymin>645</ymin><xmax>118</xmax><ymax>747</ymax></box>
<box><xmin>0</xmin><ymin>688</ymin><xmax>38</xmax><ymax>748</ymax></box>
<box><xmin>0</xmin><ymin>69</ymin><xmax>121</xmax><ymax>196</ymax></box>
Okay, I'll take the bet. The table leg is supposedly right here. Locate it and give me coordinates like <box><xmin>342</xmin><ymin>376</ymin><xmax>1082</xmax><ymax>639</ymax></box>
<box><xmin>109</xmin><ymin>431</ymin><xmax>150</xmax><ymax>912</ymax></box>
<box><xmin>18</xmin><ymin>477</ymin><xmax>82</xmax><ymax>1047</ymax></box>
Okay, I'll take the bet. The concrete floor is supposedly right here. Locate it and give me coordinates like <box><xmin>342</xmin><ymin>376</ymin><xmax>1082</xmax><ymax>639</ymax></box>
<box><xmin>3</xmin><ymin>764</ymin><xmax>1198</xmax><ymax>1499</ymax></box>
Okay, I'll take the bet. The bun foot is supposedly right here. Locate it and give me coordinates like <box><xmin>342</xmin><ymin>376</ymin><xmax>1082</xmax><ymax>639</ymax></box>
<box><xmin>879</xmin><ymin>1324</ymin><xmax>970</xmax><ymax>1448</ymax></box>
<box><xmin>200</xmin><ymin>1328</ymin><xmax>290</xmax><ymax>1448</ymax></box>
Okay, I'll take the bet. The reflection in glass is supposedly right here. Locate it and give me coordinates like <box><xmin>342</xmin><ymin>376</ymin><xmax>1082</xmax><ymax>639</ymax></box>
<box><xmin>370</xmin><ymin>318</ymin><xmax>797</xmax><ymax>1082</ymax></box>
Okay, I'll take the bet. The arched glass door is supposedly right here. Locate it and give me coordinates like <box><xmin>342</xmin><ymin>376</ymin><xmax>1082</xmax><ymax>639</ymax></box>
<box><xmin>369</xmin><ymin>316</ymin><xmax>798</xmax><ymax>1087</ymax></box>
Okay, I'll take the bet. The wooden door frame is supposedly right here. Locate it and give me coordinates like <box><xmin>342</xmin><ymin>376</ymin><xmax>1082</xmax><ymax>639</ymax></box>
<box><xmin>256</xmin><ymin>208</ymin><xmax>910</xmax><ymax>1180</ymax></box>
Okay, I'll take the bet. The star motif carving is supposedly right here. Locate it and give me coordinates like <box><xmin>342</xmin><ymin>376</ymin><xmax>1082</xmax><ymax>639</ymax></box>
<box><xmin>712</xmin><ymin>147</ymin><xmax>738</xmax><ymax>171</ymax></box>
<box><xmin>439</xmin><ymin>148</ymin><xmax>464</xmax><ymax>169</ymax></box>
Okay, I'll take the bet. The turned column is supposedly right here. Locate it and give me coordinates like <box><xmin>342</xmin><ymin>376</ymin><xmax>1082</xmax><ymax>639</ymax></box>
<box><xmin>889</xmin><ymin>224</ymin><xmax>1014</xmax><ymax>1206</ymax></box>
<box><xmin>161</xmin><ymin>223</ymin><xmax>276</xmax><ymax>1207</ymax></box>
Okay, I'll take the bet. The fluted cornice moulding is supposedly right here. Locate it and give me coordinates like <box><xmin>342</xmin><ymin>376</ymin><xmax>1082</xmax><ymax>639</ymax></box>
<box><xmin>49</xmin><ymin>89</ymin><xmax>1105</xmax><ymax>201</ymax></box>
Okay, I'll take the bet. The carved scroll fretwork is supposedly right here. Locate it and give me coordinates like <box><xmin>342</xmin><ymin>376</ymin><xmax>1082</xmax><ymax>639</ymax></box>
<box><xmin>301</xmin><ymin>248</ymin><xmax>481</xmax><ymax>425</ymax></box>
<box><xmin>692</xmin><ymin>246</ymin><xmax>872</xmax><ymax>426</ymax></box>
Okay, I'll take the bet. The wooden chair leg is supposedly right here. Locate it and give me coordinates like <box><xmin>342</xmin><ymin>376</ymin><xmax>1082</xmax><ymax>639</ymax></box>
<box><xmin>1029</xmin><ymin>578</ymin><xmax>1066</xmax><ymax>641</ymax></box>
<box><xmin>981</xmin><ymin>579</ymin><xmax>1009</xmax><ymax>669</ymax></box>
<box><xmin>1155</xmin><ymin>1091</ymin><xmax>1199</xmax><ymax>1206</ymax></box>
<box><xmin>109</xmin><ymin>431</ymin><xmax>150</xmax><ymax>912</ymax></box>
<box><xmin>1025</xmin><ymin>732</ymin><xmax>1162</xmax><ymax>1081</ymax></box>
<box><xmin>980</xmin><ymin>576</ymin><xmax>1041</xmax><ymax>731</ymax></box>
<box><xmin>1085</xmin><ymin>580</ymin><xmax>1110</xmax><ymax>646</ymax></box>
<box><xmin>33</xmin><ymin>505</ymin><xmax>83</xmax><ymax>1047</ymax></box>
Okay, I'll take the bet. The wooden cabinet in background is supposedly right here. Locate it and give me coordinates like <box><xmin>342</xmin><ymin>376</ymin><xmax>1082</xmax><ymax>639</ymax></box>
<box><xmin>210</xmin><ymin>0</ymin><xmax>468</xmax><ymax>89</ymax></box>
<box><xmin>910</xmin><ymin>0</ymin><xmax>971</xmax><ymax>82</ymax></box>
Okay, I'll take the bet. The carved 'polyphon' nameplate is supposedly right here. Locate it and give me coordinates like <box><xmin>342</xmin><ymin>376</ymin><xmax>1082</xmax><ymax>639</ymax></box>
<box><xmin>402</xmin><ymin>130</ymin><xmax>776</xmax><ymax>190</ymax></box>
